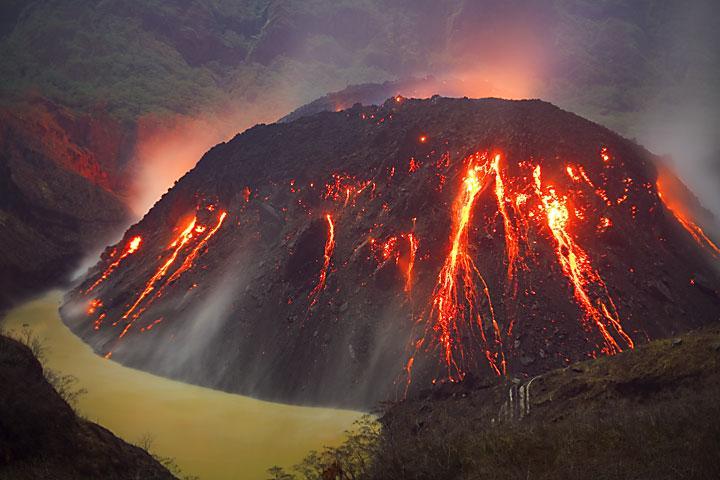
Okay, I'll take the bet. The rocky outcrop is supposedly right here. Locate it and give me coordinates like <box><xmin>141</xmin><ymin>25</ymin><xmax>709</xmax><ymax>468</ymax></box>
<box><xmin>0</xmin><ymin>98</ymin><xmax>130</xmax><ymax>308</ymax></box>
<box><xmin>0</xmin><ymin>334</ymin><xmax>175</xmax><ymax>479</ymax></box>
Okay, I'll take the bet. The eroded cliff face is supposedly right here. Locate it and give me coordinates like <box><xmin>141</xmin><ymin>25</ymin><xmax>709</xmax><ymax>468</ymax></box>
<box><xmin>0</xmin><ymin>99</ymin><xmax>130</xmax><ymax>308</ymax></box>
<box><xmin>0</xmin><ymin>98</ymin><xmax>136</xmax><ymax>191</ymax></box>
<box><xmin>63</xmin><ymin>97</ymin><xmax>720</xmax><ymax>408</ymax></box>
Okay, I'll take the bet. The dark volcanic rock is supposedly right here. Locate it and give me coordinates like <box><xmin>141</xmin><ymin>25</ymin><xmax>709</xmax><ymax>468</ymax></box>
<box><xmin>0</xmin><ymin>99</ymin><xmax>130</xmax><ymax>308</ymax></box>
<box><xmin>279</xmin><ymin>78</ymin><xmax>444</xmax><ymax>123</ymax></box>
<box><xmin>63</xmin><ymin>97</ymin><xmax>720</xmax><ymax>408</ymax></box>
<box><xmin>278</xmin><ymin>76</ymin><xmax>517</xmax><ymax>124</ymax></box>
<box><xmin>0</xmin><ymin>335</ymin><xmax>175</xmax><ymax>479</ymax></box>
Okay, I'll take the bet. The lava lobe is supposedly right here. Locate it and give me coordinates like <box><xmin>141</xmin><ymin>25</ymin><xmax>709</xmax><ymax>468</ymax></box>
<box><xmin>62</xmin><ymin>97</ymin><xmax>720</xmax><ymax>408</ymax></box>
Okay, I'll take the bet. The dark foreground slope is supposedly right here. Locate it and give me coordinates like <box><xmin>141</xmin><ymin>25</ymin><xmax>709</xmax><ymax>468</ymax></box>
<box><xmin>0</xmin><ymin>335</ymin><xmax>175</xmax><ymax>480</ymax></box>
<box><xmin>376</xmin><ymin>326</ymin><xmax>720</xmax><ymax>480</ymax></box>
<box><xmin>276</xmin><ymin>326</ymin><xmax>720</xmax><ymax>480</ymax></box>
<box><xmin>63</xmin><ymin>97</ymin><xmax>720</xmax><ymax>408</ymax></box>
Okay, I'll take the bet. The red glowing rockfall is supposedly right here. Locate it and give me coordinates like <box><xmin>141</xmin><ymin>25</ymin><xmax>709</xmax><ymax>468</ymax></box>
<box><xmin>62</xmin><ymin>97</ymin><xmax>720</xmax><ymax>408</ymax></box>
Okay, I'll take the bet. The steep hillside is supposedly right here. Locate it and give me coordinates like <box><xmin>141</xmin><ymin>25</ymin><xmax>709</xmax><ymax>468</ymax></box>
<box><xmin>0</xmin><ymin>334</ymin><xmax>175</xmax><ymax>479</ymax></box>
<box><xmin>63</xmin><ymin>97</ymin><xmax>720</xmax><ymax>408</ymax></box>
<box><xmin>2</xmin><ymin>0</ymin><xmax>718</xmax><ymax>306</ymax></box>
<box><xmin>2</xmin><ymin>0</ymin><xmax>717</xmax><ymax>128</ymax></box>
<box><xmin>0</xmin><ymin>99</ymin><xmax>129</xmax><ymax>308</ymax></box>
<box><xmin>273</xmin><ymin>326</ymin><xmax>720</xmax><ymax>480</ymax></box>
<box><xmin>372</xmin><ymin>326</ymin><xmax>720</xmax><ymax>479</ymax></box>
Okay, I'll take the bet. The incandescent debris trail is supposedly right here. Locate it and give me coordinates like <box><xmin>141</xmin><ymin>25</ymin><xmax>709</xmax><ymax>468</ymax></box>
<box><xmin>308</xmin><ymin>213</ymin><xmax>336</xmax><ymax>308</ymax></box>
<box><xmin>85</xmin><ymin>236</ymin><xmax>142</xmax><ymax>294</ymax></box>
<box><xmin>657</xmin><ymin>173</ymin><xmax>720</xmax><ymax>258</ymax></box>
<box><xmin>412</xmin><ymin>153</ymin><xmax>505</xmax><ymax>381</ymax></box>
<box><xmin>532</xmin><ymin>165</ymin><xmax>634</xmax><ymax>354</ymax></box>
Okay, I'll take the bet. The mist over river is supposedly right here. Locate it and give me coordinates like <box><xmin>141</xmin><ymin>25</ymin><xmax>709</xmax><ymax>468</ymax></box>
<box><xmin>1</xmin><ymin>292</ymin><xmax>362</xmax><ymax>480</ymax></box>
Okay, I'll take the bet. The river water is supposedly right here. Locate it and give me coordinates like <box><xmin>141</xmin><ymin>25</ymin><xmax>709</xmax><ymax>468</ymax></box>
<box><xmin>1</xmin><ymin>291</ymin><xmax>362</xmax><ymax>479</ymax></box>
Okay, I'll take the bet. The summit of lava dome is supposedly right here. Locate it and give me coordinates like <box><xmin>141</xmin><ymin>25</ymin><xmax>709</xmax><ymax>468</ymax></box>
<box><xmin>62</xmin><ymin>97</ymin><xmax>720</xmax><ymax>408</ymax></box>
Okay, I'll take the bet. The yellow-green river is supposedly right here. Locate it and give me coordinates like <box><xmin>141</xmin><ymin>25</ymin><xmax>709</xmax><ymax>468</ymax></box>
<box><xmin>2</xmin><ymin>291</ymin><xmax>362</xmax><ymax>479</ymax></box>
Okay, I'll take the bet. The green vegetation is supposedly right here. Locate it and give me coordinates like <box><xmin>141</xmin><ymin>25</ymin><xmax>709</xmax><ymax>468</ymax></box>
<box><xmin>0</xmin><ymin>1</ymin><xmax>243</xmax><ymax>118</ymax></box>
<box><xmin>2</xmin><ymin>325</ymin><xmax>87</xmax><ymax>409</ymax></box>
<box><xmin>269</xmin><ymin>327</ymin><xmax>720</xmax><ymax>479</ymax></box>
<box><xmin>267</xmin><ymin>416</ymin><xmax>380</xmax><ymax>480</ymax></box>
<box><xmin>3</xmin><ymin>0</ymin><xmax>717</xmax><ymax>132</ymax></box>
<box><xmin>0</xmin><ymin>0</ymin><xmax>400</xmax><ymax>120</ymax></box>
<box><xmin>136</xmin><ymin>434</ymin><xmax>199</xmax><ymax>480</ymax></box>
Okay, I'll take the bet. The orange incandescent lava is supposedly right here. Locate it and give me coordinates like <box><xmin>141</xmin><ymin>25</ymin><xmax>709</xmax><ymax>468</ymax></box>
<box><xmin>126</xmin><ymin>210</ymin><xmax>229</xmax><ymax>325</ymax></box>
<box><xmin>87</xmin><ymin>140</ymin><xmax>689</xmax><ymax>386</ymax></box>
<box><xmin>405</xmin><ymin>146</ymin><xmax>642</xmax><ymax>383</ymax></box>
<box><xmin>308</xmin><ymin>214</ymin><xmax>335</xmax><ymax>307</ymax></box>
<box><xmin>489</xmin><ymin>154</ymin><xmax>530</xmax><ymax>338</ymax></box>
<box><xmin>533</xmin><ymin>166</ymin><xmax>633</xmax><ymax>354</ymax></box>
<box><xmin>323</xmin><ymin>174</ymin><xmax>376</xmax><ymax>208</ymax></box>
<box><xmin>86</xmin><ymin>298</ymin><xmax>102</xmax><ymax>315</ymax></box>
<box><xmin>370</xmin><ymin>232</ymin><xmax>419</xmax><ymax>293</ymax></box>
<box><xmin>403</xmin><ymin>233</ymin><xmax>418</xmax><ymax>292</ymax></box>
<box><xmin>85</xmin><ymin>236</ymin><xmax>142</xmax><ymax>294</ymax></box>
<box><xmin>120</xmin><ymin>217</ymin><xmax>198</xmax><ymax>323</ymax></box>
<box><xmin>491</xmin><ymin>154</ymin><xmax>519</xmax><ymax>280</ymax></box>
<box><xmin>671</xmin><ymin>211</ymin><xmax>720</xmax><ymax>257</ymax></box>
<box><xmin>93</xmin><ymin>207</ymin><xmax>229</xmax><ymax>345</ymax></box>
<box><xmin>418</xmin><ymin>153</ymin><xmax>505</xmax><ymax>380</ymax></box>
<box><xmin>657</xmin><ymin>175</ymin><xmax>720</xmax><ymax>257</ymax></box>
<box><xmin>163</xmin><ymin>212</ymin><xmax>228</xmax><ymax>288</ymax></box>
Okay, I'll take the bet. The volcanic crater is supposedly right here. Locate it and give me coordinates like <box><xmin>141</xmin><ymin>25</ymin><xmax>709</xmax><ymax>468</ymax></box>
<box><xmin>62</xmin><ymin>97</ymin><xmax>720</xmax><ymax>408</ymax></box>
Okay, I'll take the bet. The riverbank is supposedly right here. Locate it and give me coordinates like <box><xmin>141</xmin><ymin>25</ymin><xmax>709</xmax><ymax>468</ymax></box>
<box><xmin>2</xmin><ymin>292</ymin><xmax>363</xmax><ymax>479</ymax></box>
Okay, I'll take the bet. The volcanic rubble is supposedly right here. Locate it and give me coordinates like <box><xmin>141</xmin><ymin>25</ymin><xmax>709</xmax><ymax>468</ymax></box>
<box><xmin>62</xmin><ymin>97</ymin><xmax>720</xmax><ymax>408</ymax></box>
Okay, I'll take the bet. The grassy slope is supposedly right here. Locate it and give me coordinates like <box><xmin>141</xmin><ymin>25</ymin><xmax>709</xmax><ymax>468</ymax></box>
<box><xmin>375</xmin><ymin>326</ymin><xmax>720</xmax><ymax>479</ymax></box>
<box><xmin>273</xmin><ymin>326</ymin><xmax>720</xmax><ymax>479</ymax></box>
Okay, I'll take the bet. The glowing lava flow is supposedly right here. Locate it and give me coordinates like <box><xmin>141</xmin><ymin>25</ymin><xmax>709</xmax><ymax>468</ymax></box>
<box><xmin>119</xmin><ymin>217</ymin><xmax>198</xmax><ymax>326</ymax></box>
<box><xmin>491</xmin><ymin>154</ymin><xmax>519</xmax><ymax>281</ymax></box>
<box><xmin>421</xmin><ymin>154</ymin><xmax>505</xmax><ymax>380</ymax></box>
<box><xmin>308</xmin><ymin>214</ymin><xmax>335</xmax><ymax>307</ymax></box>
<box><xmin>370</xmin><ymin>233</ymin><xmax>419</xmax><ymax>293</ymax></box>
<box><xmin>85</xmin><ymin>236</ymin><xmax>142</xmax><ymax>294</ymax></box>
<box><xmin>533</xmin><ymin>166</ymin><xmax>633</xmax><ymax>354</ymax></box>
<box><xmin>127</xmin><ymin>211</ymin><xmax>229</xmax><ymax>324</ymax></box>
<box><xmin>99</xmin><ymin>208</ymin><xmax>228</xmax><ymax>349</ymax></box>
<box><xmin>657</xmin><ymin>178</ymin><xmax>720</xmax><ymax>257</ymax></box>
<box><xmin>403</xmin><ymin>233</ymin><xmax>418</xmax><ymax>292</ymax></box>
<box><xmin>670</xmin><ymin>211</ymin><xmax>720</xmax><ymax>257</ymax></box>
<box><xmin>323</xmin><ymin>174</ymin><xmax>375</xmax><ymax>207</ymax></box>
<box><xmin>163</xmin><ymin>212</ymin><xmax>227</xmax><ymax>287</ymax></box>
<box><xmin>489</xmin><ymin>154</ymin><xmax>532</xmax><ymax>339</ymax></box>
